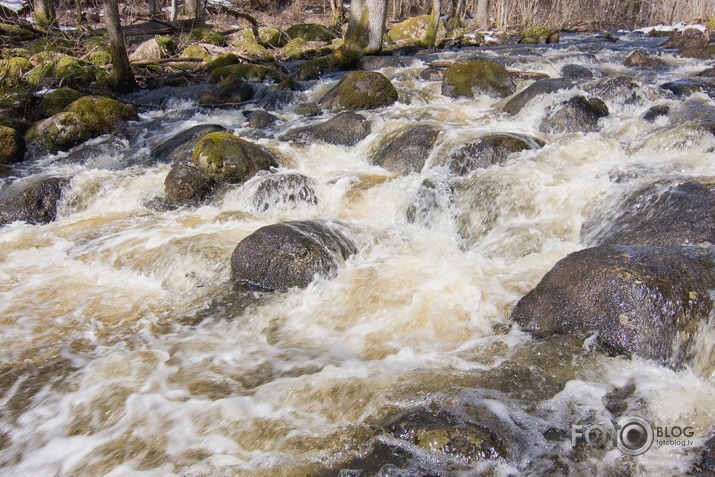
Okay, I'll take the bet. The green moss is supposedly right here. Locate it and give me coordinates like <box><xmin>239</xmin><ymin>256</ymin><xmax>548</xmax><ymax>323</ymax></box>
<box><xmin>285</xmin><ymin>23</ymin><xmax>338</xmax><ymax>42</ymax></box>
<box><xmin>0</xmin><ymin>125</ymin><xmax>25</xmax><ymax>164</ymax></box>
<box><xmin>37</xmin><ymin>87</ymin><xmax>84</xmax><ymax>118</ymax></box>
<box><xmin>26</xmin><ymin>111</ymin><xmax>92</xmax><ymax>153</ymax></box>
<box><xmin>706</xmin><ymin>17</ymin><xmax>715</xmax><ymax>30</ymax></box>
<box><xmin>186</xmin><ymin>27</ymin><xmax>225</xmax><ymax>46</ymax></box>
<box><xmin>259</xmin><ymin>28</ymin><xmax>289</xmax><ymax>48</ymax></box>
<box><xmin>295</xmin><ymin>45</ymin><xmax>360</xmax><ymax>80</ymax></box>
<box><xmin>66</xmin><ymin>95</ymin><xmax>138</xmax><ymax>135</ymax></box>
<box><xmin>233</xmin><ymin>41</ymin><xmax>273</xmax><ymax>60</ymax></box>
<box><xmin>27</xmin><ymin>37</ymin><xmax>73</xmax><ymax>56</ymax></box>
<box><xmin>89</xmin><ymin>50</ymin><xmax>112</xmax><ymax>66</ymax></box>
<box><xmin>441</xmin><ymin>59</ymin><xmax>514</xmax><ymax>98</ymax></box>
<box><xmin>319</xmin><ymin>70</ymin><xmax>398</xmax><ymax>111</ymax></box>
<box><xmin>386</xmin><ymin>15</ymin><xmax>446</xmax><ymax>47</ymax></box>
<box><xmin>155</xmin><ymin>36</ymin><xmax>177</xmax><ymax>55</ymax></box>
<box><xmin>520</xmin><ymin>26</ymin><xmax>550</xmax><ymax>40</ymax></box>
<box><xmin>209</xmin><ymin>64</ymin><xmax>287</xmax><ymax>83</ymax></box>
<box><xmin>26</xmin><ymin>54</ymin><xmax>96</xmax><ymax>88</ymax></box>
<box><xmin>0</xmin><ymin>57</ymin><xmax>32</xmax><ymax>78</ymax></box>
<box><xmin>191</xmin><ymin>131</ymin><xmax>278</xmax><ymax>183</ymax></box>
<box><xmin>207</xmin><ymin>53</ymin><xmax>240</xmax><ymax>71</ymax></box>
<box><xmin>181</xmin><ymin>45</ymin><xmax>209</xmax><ymax>59</ymax></box>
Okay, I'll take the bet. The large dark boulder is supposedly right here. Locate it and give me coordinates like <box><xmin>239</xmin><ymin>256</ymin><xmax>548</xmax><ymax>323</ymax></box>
<box><xmin>583</xmin><ymin>178</ymin><xmax>715</xmax><ymax>247</ymax></box>
<box><xmin>0</xmin><ymin>177</ymin><xmax>69</xmax><ymax>225</ymax></box>
<box><xmin>585</xmin><ymin>75</ymin><xmax>663</xmax><ymax>105</ymax></box>
<box><xmin>561</xmin><ymin>64</ymin><xmax>593</xmax><ymax>80</ymax></box>
<box><xmin>511</xmin><ymin>244</ymin><xmax>715</xmax><ymax>367</ymax></box>
<box><xmin>192</xmin><ymin>132</ymin><xmax>279</xmax><ymax>183</ymax></box>
<box><xmin>285</xmin><ymin>23</ymin><xmax>338</xmax><ymax>42</ymax></box>
<box><xmin>502</xmin><ymin>78</ymin><xmax>573</xmax><ymax>115</ymax></box>
<box><xmin>434</xmin><ymin>133</ymin><xmax>542</xmax><ymax>176</ymax></box>
<box><xmin>164</xmin><ymin>164</ymin><xmax>215</xmax><ymax>205</ymax></box>
<box><xmin>198</xmin><ymin>74</ymin><xmax>254</xmax><ymax>107</ymax></box>
<box><xmin>250</xmin><ymin>173</ymin><xmax>318</xmax><ymax>212</ymax></box>
<box><xmin>151</xmin><ymin>124</ymin><xmax>226</xmax><ymax>163</ymax></box>
<box><xmin>660</xmin><ymin>78</ymin><xmax>715</xmax><ymax>98</ymax></box>
<box><xmin>539</xmin><ymin>95</ymin><xmax>609</xmax><ymax>133</ymax></box>
<box><xmin>441</xmin><ymin>60</ymin><xmax>515</xmax><ymax>99</ymax></box>
<box><xmin>279</xmin><ymin>112</ymin><xmax>371</xmax><ymax>146</ymax></box>
<box><xmin>231</xmin><ymin>220</ymin><xmax>357</xmax><ymax>291</ymax></box>
<box><xmin>370</xmin><ymin>123</ymin><xmax>441</xmax><ymax>175</ymax></box>
<box><xmin>319</xmin><ymin>71</ymin><xmax>399</xmax><ymax>112</ymax></box>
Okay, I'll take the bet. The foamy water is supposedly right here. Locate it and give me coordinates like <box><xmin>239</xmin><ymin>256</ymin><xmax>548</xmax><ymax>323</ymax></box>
<box><xmin>1</xmin><ymin>33</ymin><xmax>714</xmax><ymax>475</ymax></box>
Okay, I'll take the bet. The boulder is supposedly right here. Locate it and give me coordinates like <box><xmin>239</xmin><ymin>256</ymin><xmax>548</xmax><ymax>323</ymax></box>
<box><xmin>250</xmin><ymin>173</ymin><xmax>318</xmax><ymax>212</ymax></box>
<box><xmin>279</xmin><ymin>38</ymin><xmax>332</xmax><ymax>60</ymax></box>
<box><xmin>207</xmin><ymin>53</ymin><xmax>240</xmax><ymax>71</ymax></box>
<box><xmin>279</xmin><ymin>112</ymin><xmax>371</xmax><ymax>146</ymax></box>
<box><xmin>25</xmin><ymin>54</ymin><xmax>98</xmax><ymax>88</ymax></box>
<box><xmin>151</xmin><ymin>124</ymin><xmax>226</xmax><ymax>163</ymax></box>
<box><xmin>164</xmin><ymin>164</ymin><xmax>215</xmax><ymax>205</ymax></box>
<box><xmin>244</xmin><ymin>110</ymin><xmax>280</xmax><ymax>129</ymax></box>
<box><xmin>406</xmin><ymin>178</ymin><xmax>453</xmax><ymax>226</ymax></box>
<box><xmin>231</xmin><ymin>219</ymin><xmax>357</xmax><ymax>291</ymax></box>
<box><xmin>191</xmin><ymin>131</ymin><xmax>279</xmax><ymax>183</ymax></box>
<box><xmin>511</xmin><ymin>244</ymin><xmax>715</xmax><ymax>367</ymax></box>
<box><xmin>0</xmin><ymin>56</ymin><xmax>32</xmax><ymax>79</ymax></box>
<box><xmin>441</xmin><ymin>60</ymin><xmax>514</xmax><ymax>99</ymax></box>
<box><xmin>0</xmin><ymin>177</ymin><xmax>68</xmax><ymax>225</ymax></box>
<box><xmin>370</xmin><ymin>123</ymin><xmax>441</xmax><ymax>175</ymax></box>
<box><xmin>623</xmin><ymin>50</ymin><xmax>666</xmax><ymax>67</ymax></box>
<box><xmin>294</xmin><ymin>102</ymin><xmax>320</xmax><ymax>117</ymax></box>
<box><xmin>502</xmin><ymin>78</ymin><xmax>573</xmax><ymax>115</ymax></box>
<box><xmin>285</xmin><ymin>23</ymin><xmax>338</xmax><ymax>42</ymax></box>
<box><xmin>585</xmin><ymin>75</ymin><xmax>664</xmax><ymax>104</ymax></box>
<box><xmin>37</xmin><ymin>88</ymin><xmax>84</xmax><ymax>118</ymax></box>
<box><xmin>358</xmin><ymin>56</ymin><xmax>413</xmax><ymax>71</ymax></box>
<box><xmin>184</xmin><ymin>27</ymin><xmax>225</xmax><ymax>46</ymax></box>
<box><xmin>198</xmin><ymin>74</ymin><xmax>255</xmax><ymax>107</ymax></box>
<box><xmin>695</xmin><ymin>67</ymin><xmax>715</xmax><ymax>78</ymax></box>
<box><xmin>434</xmin><ymin>133</ymin><xmax>542</xmax><ymax>176</ymax></box>
<box><xmin>419</xmin><ymin>67</ymin><xmax>444</xmax><ymax>81</ymax></box>
<box><xmin>0</xmin><ymin>125</ymin><xmax>26</xmax><ymax>164</ymax></box>
<box><xmin>539</xmin><ymin>95</ymin><xmax>609</xmax><ymax>133</ymax></box>
<box><xmin>386</xmin><ymin>15</ymin><xmax>447</xmax><ymax>47</ymax></box>
<box><xmin>583</xmin><ymin>178</ymin><xmax>715</xmax><ymax>247</ymax></box>
<box><xmin>209</xmin><ymin>63</ymin><xmax>288</xmax><ymax>83</ymax></box>
<box><xmin>642</xmin><ymin>104</ymin><xmax>670</xmax><ymax>121</ymax></box>
<box><xmin>561</xmin><ymin>64</ymin><xmax>593</xmax><ymax>80</ymax></box>
<box><xmin>661</xmin><ymin>31</ymin><xmax>715</xmax><ymax>59</ymax></box>
<box><xmin>660</xmin><ymin>78</ymin><xmax>715</xmax><ymax>98</ymax></box>
<box><xmin>319</xmin><ymin>71</ymin><xmax>398</xmax><ymax>112</ymax></box>
<box><xmin>65</xmin><ymin>95</ymin><xmax>138</xmax><ymax>136</ymax></box>
<box><xmin>25</xmin><ymin>112</ymin><xmax>93</xmax><ymax>153</ymax></box>
<box><xmin>129</xmin><ymin>36</ymin><xmax>175</xmax><ymax>62</ymax></box>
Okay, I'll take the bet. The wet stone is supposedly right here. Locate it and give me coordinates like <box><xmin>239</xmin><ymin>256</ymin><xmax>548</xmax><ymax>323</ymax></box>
<box><xmin>244</xmin><ymin>110</ymin><xmax>280</xmax><ymax>129</ymax></box>
<box><xmin>164</xmin><ymin>164</ymin><xmax>215</xmax><ymax>205</ymax></box>
<box><xmin>502</xmin><ymin>78</ymin><xmax>573</xmax><ymax>115</ymax></box>
<box><xmin>540</xmin><ymin>95</ymin><xmax>609</xmax><ymax>133</ymax></box>
<box><xmin>561</xmin><ymin>64</ymin><xmax>593</xmax><ymax>80</ymax></box>
<box><xmin>250</xmin><ymin>172</ymin><xmax>318</xmax><ymax>212</ymax></box>
<box><xmin>435</xmin><ymin>133</ymin><xmax>543</xmax><ymax>176</ymax></box>
<box><xmin>419</xmin><ymin>67</ymin><xmax>444</xmax><ymax>81</ymax></box>
<box><xmin>280</xmin><ymin>112</ymin><xmax>371</xmax><ymax>146</ymax></box>
<box><xmin>151</xmin><ymin>124</ymin><xmax>226</xmax><ymax>163</ymax></box>
<box><xmin>0</xmin><ymin>177</ymin><xmax>69</xmax><ymax>226</ymax></box>
<box><xmin>370</xmin><ymin>123</ymin><xmax>441</xmax><ymax>175</ymax></box>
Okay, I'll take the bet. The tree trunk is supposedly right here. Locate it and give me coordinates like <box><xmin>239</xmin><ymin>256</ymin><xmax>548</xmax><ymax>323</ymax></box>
<box><xmin>346</xmin><ymin>0</ymin><xmax>387</xmax><ymax>53</ymax></box>
<box><xmin>476</xmin><ymin>0</ymin><xmax>489</xmax><ymax>30</ymax></box>
<box><xmin>104</xmin><ymin>0</ymin><xmax>136</xmax><ymax>92</ymax></box>
<box><xmin>170</xmin><ymin>0</ymin><xmax>179</xmax><ymax>21</ymax></box>
<box><xmin>329</xmin><ymin>0</ymin><xmax>345</xmax><ymax>27</ymax></box>
<box><xmin>185</xmin><ymin>0</ymin><xmax>203</xmax><ymax>19</ymax></box>
<box><xmin>148</xmin><ymin>0</ymin><xmax>160</xmax><ymax>18</ymax></box>
<box><xmin>33</xmin><ymin>0</ymin><xmax>56</xmax><ymax>30</ymax></box>
<box><xmin>424</xmin><ymin>0</ymin><xmax>441</xmax><ymax>48</ymax></box>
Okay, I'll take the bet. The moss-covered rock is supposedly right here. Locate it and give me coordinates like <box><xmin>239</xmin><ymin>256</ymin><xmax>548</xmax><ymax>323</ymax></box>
<box><xmin>0</xmin><ymin>87</ymin><xmax>33</xmax><ymax>130</ymax></box>
<box><xmin>66</xmin><ymin>95</ymin><xmax>138</xmax><ymax>136</ymax></box>
<box><xmin>0</xmin><ymin>23</ymin><xmax>37</xmax><ymax>42</ymax></box>
<box><xmin>25</xmin><ymin>111</ymin><xmax>93</xmax><ymax>153</ymax></box>
<box><xmin>0</xmin><ymin>125</ymin><xmax>25</xmax><ymax>164</ymax></box>
<box><xmin>386</xmin><ymin>15</ymin><xmax>447</xmax><ymax>47</ymax></box>
<box><xmin>25</xmin><ymin>54</ymin><xmax>97</xmax><ymax>88</ymax></box>
<box><xmin>37</xmin><ymin>87</ymin><xmax>84</xmax><ymax>118</ymax></box>
<box><xmin>191</xmin><ymin>131</ymin><xmax>279</xmax><ymax>183</ymax></box>
<box><xmin>209</xmin><ymin>63</ymin><xmax>288</xmax><ymax>83</ymax></box>
<box><xmin>441</xmin><ymin>59</ymin><xmax>514</xmax><ymax>98</ymax></box>
<box><xmin>185</xmin><ymin>27</ymin><xmax>225</xmax><ymax>46</ymax></box>
<box><xmin>129</xmin><ymin>36</ymin><xmax>176</xmax><ymax>62</ymax></box>
<box><xmin>88</xmin><ymin>50</ymin><xmax>112</xmax><ymax>66</ymax></box>
<box><xmin>229</xmin><ymin>27</ymin><xmax>289</xmax><ymax>48</ymax></box>
<box><xmin>206</xmin><ymin>52</ymin><xmax>240</xmax><ymax>71</ymax></box>
<box><xmin>518</xmin><ymin>26</ymin><xmax>550</xmax><ymax>42</ymax></box>
<box><xmin>0</xmin><ymin>57</ymin><xmax>33</xmax><ymax>78</ymax></box>
<box><xmin>26</xmin><ymin>37</ymin><xmax>73</xmax><ymax>56</ymax></box>
<box><xmin>370</xmin><ymin>123</ymin><xmax>441</xmax><ymax>175</ymax></box>
<box><xmin>319</xmin><ymin>71</ymin><xmax>398</xmax><ymax>111</ymax></box>
<box><xmin>181</xmin><ymin>45</ymin><xmax>210</xmax><ymax>59</ymax></box>
<box><xmin>285</xmin><ymin>23</ymin><xmax>338</xmax><ymax>42</ymax></box>
<box><xmin>164</xmin><ymin>163</ymin><xmax>215</xmax><ymax>205</ymax></box>
<box><xmin>232</xmin><ymin>41</ymin><xmax>273</xmax><ymax>60</ymax></box>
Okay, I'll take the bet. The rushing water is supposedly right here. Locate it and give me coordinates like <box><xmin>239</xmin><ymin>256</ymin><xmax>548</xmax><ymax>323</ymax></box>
<box><xmin>1</xmin><ymin>32</ymin><xmax>715</xmax><ymax>475</ymax></box>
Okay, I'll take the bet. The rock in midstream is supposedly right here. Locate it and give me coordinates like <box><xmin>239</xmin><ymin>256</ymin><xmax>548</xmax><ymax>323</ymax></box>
<box><xmin>279</xmin><ymin>111</ymin><xmax>371</xmax><ymax>146</ymax></box>
<box><xmin>502</xmin><ymin>78</ymin><xmax>573</xmax><ymax>116</ymax></box>
<box><xmin>539</xmin><ymin>95</ymin><xmax>609</xmax><ymax>133</ymax></box>
<box><xmin>319</xmin><ymin>71</ymin><xmax>399</xmax><ymax>112</ymax></box>
<box><xmin>231</xmin><ymin>220</ymin><xmax>357</xmax><ymax>291</ymax></box>
<box><xmin>370</xmin><ymin>123</ymin><xmax>441</xmax><ymax>175</ymax></box>
<box><xmin>0</xmin><ymin>177</ymin><xmax>69</xmax><ymax>226</ymax></box>
<box><xmin>250</xmin><ymin>172</ymin><xmax>318</xmax><ymax>212</ymax></box>
<box><xmin>164</xmin><ymin>164</ymin><xmax>215</xmax><ymax>206</ymax></box>
<box><xmin>151</xmin><ymin>124</ymin><xmax>226</xmax><ymax>163</ymax></box>
<box><xmin>192</xmin><ymin>131</ymin><xmax>280</xmax><ymax>183</ymax></box>
<box><xmin>511</xmin><ymin>244</ymin><xmax>715</xmax><ymax>367</ymax></box>
<box><xmin>583</xmin><ymin>177</ymin><xmax>715</xmax><ymax>247</ymax></box>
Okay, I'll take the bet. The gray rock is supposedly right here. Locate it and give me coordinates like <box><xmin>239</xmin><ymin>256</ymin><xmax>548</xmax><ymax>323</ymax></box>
<box><xmin>370</xmin><ymin>123</ymin><xmax>441</xmax><ymax>175</ymax></box>
<box><xmin>0</xmin><ymin>177</ymin><xmax>69</xmax><ymax>226</ymax></box>
<box><xmin>251</xmin><ymin>173</ymin><xmax>318</xmax><ymax>212</ymax></box>
<box><xmin>280</xmin><ymin>112</ymin><xmax>371</xmax><ymax>146</ymax></box>
<box><xmin>540</xmin><ymin>95</ymin><xmax>609</xmax><ymax>133</ymax></box>
<box><xmin>319</xmin><ymin>71</ymin><xmax>399</xmax><ymax>112</ymax></box>
<box><xmin>434</xmin><ymin>133</ymin><xmax>543</xmax><ymax>175</ymax></box>
<box><xmin>502</xmin><ymin>78</ymin><xmax>573</xmax><ymax>115</ymax></box>
<box><xmin>511</xmin><ymin>244</ymin><xmax>715</xmax><ymax>367</ymax></box>
<box><xmin>151</xmin><ymin>124</ymin><xmax>226</xmax><ymax>163</ymax></box>
<box><xmin>164</xmin><ymin>164</ymin><xmax>215</xmax><ymax>205</ymax></box>
<box><xmin>561</xmin><ymin>64</ymin><xmax>593</xmax><ymax>80</ymax></box>
<box><xmin>231</xmin><ymin>220</ymin><xmax>357</xmax><ymax>291</ymax></box>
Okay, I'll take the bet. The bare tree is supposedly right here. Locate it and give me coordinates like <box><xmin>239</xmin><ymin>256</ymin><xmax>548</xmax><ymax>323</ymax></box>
<box><xmin>475</xmin><ymin>0</ymin><xmax>489</xmax><ymax>29</ymax></box>
<box><xmin>346</xmin><ymin>0</ymin><xmax>388</xmax><ymax>53</ymax></box>
<box><xmin>104</xmin><ymin>0</ymin><xmax>136</xmax><ymax>92</ymax></box>
<box><xmin>148</xmin><ymin>0</ymin><xmax>161</xmax><ymax>18</ymax></box>
<box><xmin>33</xmin><ymin>0</ymin><xmax>56</xmax><ymax>30</ymax></box>
<box><xmin>425</xmin><ymin>0</ymin><xmax>441</xmax><ymax>48</ymax></box>
<box><xmin>170</xmin><ymin>0</ymin><xmax>179</xmax><ymax>20</ymax></box>
<box><xmin>185</xmin><ymin>0</ymin><xmax>203</xmax><ymax>18</ymax></box>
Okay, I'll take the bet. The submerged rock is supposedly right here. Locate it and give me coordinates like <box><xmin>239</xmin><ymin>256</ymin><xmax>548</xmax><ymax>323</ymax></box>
<box><xmin>192</xmin><ymin>132</ymin><xmax>279</xmax><ymax>183</ymax></box>
<box><xmin>585</xmin><ymin>75</ymin><xmax>663</xmax><ymax>105</ymax></box>
<box><xmin>244</xmin><ymin>110</ymin><xmax>280</xmax><ymax>129</ymax></box>
<box><xmin>583</xmin><ymin>178</ymin><xmax>715</xmax><ymax>247</ymax></box>
<box><xmin>280</xmin><ymin>112</ymin><xmax>371</xmax><ymax>146</ymax></box>
<box><xmin>231</xmin><ymin>220</ymin><xmax>357</xmax><ymax>291</ymax></box>
<box><xmin>406</xmin><ymin>178</ymin><xmax>453</xmax><ymax>226</ymax></box>
<box><xmin>511</xmin><ymin>244</ymin><xmax>715</xmax><ymax>367</ymax></box>
<box><xmin>502</xmin><ymin>78</ymin><xmax>573</xmax><ymax>115</ymax></box>
<box><xmin>370</xmin><ymin>123</ymin><xmax>441</xmax><ymax>175</ymax></box>
<box><xmin>251</xmin><ymin>172</ymin><xmax>318</xmax><ymax>212</ymax></box>
<box><xmin>540</xmin><ymin>95</ymin><xmax>609</xmax><ymax>133</ymax></box>
<box><xmin>442</xmin><ymin>60</ymin><xmax>514</xmax><ymax>99</ymax></box>
<box><xmin>0</xmin><ymin>177</ymin><xmax>68</xmax><ymax>225</ymax></box>
<box><xmin>151</xmin><ymin>124</ymin><xmax>226</xmax><ymax>163</ymax></box>
<box><xmin>319</xmin><ymin>71</ymin><xmax>399</xmax><ymax>112</ymax></box>
<box><xmin>561</xmin><ymin>64</ymin><xmax>593</xmax><ymax>80</ymax></box>
<box><xmin>0</xmin><ymin>125</ymin><xmax>26</xmax><ymax>164</ymax></box>
<box><xmin>660</xmin><ymin>78</ymin><xmax>715</xmax><ymax>98</ymax></box>
<box><xmin>164</xmin><ymin>164</ymin><xmax>215</xmax><ymax>205</ymax></box>
<box><xmin>434</xmin><ymin>133</ymin><xmax>542</xmax><ymax>175</ymax></box>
